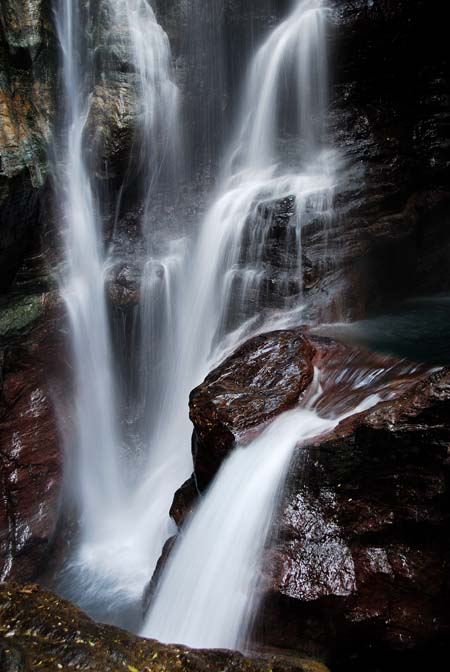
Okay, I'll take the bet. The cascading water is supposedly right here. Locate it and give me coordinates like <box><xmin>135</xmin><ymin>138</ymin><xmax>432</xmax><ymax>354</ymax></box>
<box><xmin>133</xmin><ymin>0</ymin><xmax>333</xmax><ymax>608</ymax></box>
<box><xmin>142</xmin><ymin>380</ymin><xmax>381</xmax><ymax>650</ymax></box>
<box><xmin>55</xmin><ymin>0</ymin><xmax>338</xmax><ymax>636</ymax></box>
<box><xmin>53</xmin><ymin>0</ymin><xmax>184</xmax><ymax>628</ymax></box>
<box><xmin>141</xmin><ymin>0</ymin><xmax>338</xmax><ymax>648</ymax></box>
<box><xmin>110</xmin><ymin>0</ymin><xmax>182</xmax><ymax>211</ymax></box>
<box><xmin>144</xmin><ymin>408</ymin><xmax>336</xmax><ymax>650</ymax></box>
<box><xmin>54</xmin><ymin>1</ymin><xmax>122</xmax><ymax>536</ymax></box>
<box><xmin>177</xmin><ymin>0</ymin><xmax>333</xmax><ymax>367</ymax></box>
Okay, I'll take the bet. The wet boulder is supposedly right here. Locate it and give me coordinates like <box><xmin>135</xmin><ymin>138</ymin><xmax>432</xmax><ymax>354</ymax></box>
<box><xmin>258</xmin><ymin>366</ymin><xmax>450</xmax><ymax>670</ymax></box>
<box><xmin>106</xmin><ymin>261</ymin><xmax>141</xmax><ymax>310</ymax></box>
<box><xmin>169</xmin><ymin>475</ymin><xmax>199</xmax><ymax>528</ymax></box>
<box><xmin>190</xmin><ymin>329</ymin><xmax>315</xmax><ymax>490</ymax></box>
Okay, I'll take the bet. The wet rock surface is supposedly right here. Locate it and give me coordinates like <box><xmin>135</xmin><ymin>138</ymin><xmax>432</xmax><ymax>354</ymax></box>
<box><xmin>0</xmin><ymin>582</ymin><xmax>329</xmax><ymax>672</ymax></box>
<box><xmin>169</xmin><ymin>476</ymin><xmax>199</xmax><ymax>528</ymax></box>
<box><xmin>170</xmin><ymin>330</ymin><xmax>431</xmax><ymax>525</ymax></box>
<box><xmin>299</xmin><ymin>0</ymin><xmax>450</xmax><ymax>320</ymax></box>
<box><xmin>106</xmin><ymin>261</ymin><xmax>141</xmax><ymax>310</ymax></box>
<box><xmin>258</xmin><ymin>365</ymin><xmax>450</xmax><ymax>669</ymax></box>
<box><xmin>168</xmin><ymin>327</ymin><xmax>443</xmax><ymax>669</ymax></box>
<box><xmin>0</xmin><ymin>0</ymin><xmax>56</xmax><ymax>291</ymax></box>
<box><xmin>190</xmin><ymin>329</ymin><xmax>315</xmax><ymax>490</ymax></box>
<box><xmin>0</xmin><ymin>255</ymin><xmax>66</xmax><ymax>582</ymax></box>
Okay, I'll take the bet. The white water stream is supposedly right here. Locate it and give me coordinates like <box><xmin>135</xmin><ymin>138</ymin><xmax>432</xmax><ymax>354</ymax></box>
<box><xmin>133</xmin><ymin>2</ymin><xmax>334</xmax><ymax>621</ymax></box>
<box><xmin>54</xmin><ymin>0</ymin><xmax>123</xmax><ymax>537</ymax></box>
<box><xmin>55</xmin><ymin>0</ymin><xmax>339</xmax><ymax>639</ymax></box>
<box><xmin>53</xmin><ymin>0</ymin><xmax>184</xmax><ymax>626</ymax></box>
<box><xmin>144</xmin><ymin>408</ymin><xmax>336</xmax><ymax>649</ymax></box>
<box><xmin>143</xmin><ymin>386</ymin><xmax>379</xmax><ymax>649</ymax></box>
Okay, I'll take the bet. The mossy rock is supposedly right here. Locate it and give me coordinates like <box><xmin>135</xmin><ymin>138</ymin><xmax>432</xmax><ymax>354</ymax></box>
<box><xmin>0</xmin><ymin>293</ymin><xmax>45</xmax><ymax>341</ymax></box>
<box><xmin>0</xmin><ymin>583</ymin><xmax>330</xmax><ymax>672</ymax></box>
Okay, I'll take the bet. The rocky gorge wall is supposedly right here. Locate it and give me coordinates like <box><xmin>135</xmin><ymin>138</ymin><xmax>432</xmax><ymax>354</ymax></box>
<box><xmin>321</xmin><ymin>0</ymin><xmax>450</xmax><ymax>319</ymax></box>
<box><xmin>0</xmin><ymin>0</ymin><xmax>55</xmax><ymax>291</ymax></box>
<box><xmin>0</xmin><ymin>1</ymin><xmax>449</xmax><ymax>670</ymax></box>
<box><xmin>2</xmin><ymin>0</ymin><xmax>449</xmax><ymax>308</ymax></box>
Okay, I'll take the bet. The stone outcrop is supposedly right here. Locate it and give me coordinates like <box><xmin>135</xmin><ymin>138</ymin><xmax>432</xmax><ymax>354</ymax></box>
<box><xmin>190</xmin><ymin>329</ymin><xmax>315</xmax><ymax>490</ymax></box>
<box><xmin>0</xmin><ymin>582</ymin><xmax>329</xmax><ymax>672</ymax></box>
<box><xmin>0</xmin><ymin>252</ymin><xmax>65</xmax><ymax>583</ymax></box>
<box><xmin>0</xmin><ymin>0</ymin><xmax>56</xmax><ymax>290</ymax></box>
<box><xmin>187</xmin><ymin>328</ymin><xmax>430</xmax><ymax>499</ymax></box>
<box><xmin>301</xmin><ymin>0</ymin><xmax>450</xmax><ymax>320</ymax></box>
<box><xmin>84</xmin><ymin>0</ymin><xmax>144</xmax><ymax>181</ymax></box>
<box><xmin>169</xmin><ymin>476</ymin><xmax>198</xmax><ymax>528</ymax></box>
<box><xmin>163</xmin><ymin>327</ymin><xmax>444</xmax><ymax>669</ymax></box>
<box><xmin>257</xmin><ymin>366</ymin><xmax>450</xmax><ymax>669</ymax></box>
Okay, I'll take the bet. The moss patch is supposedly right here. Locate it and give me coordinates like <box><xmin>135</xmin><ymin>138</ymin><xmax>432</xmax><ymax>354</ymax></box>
<box><xmin>0</xmin><ymin>293</ymin><xmax>44</xmax><ymax>340</ymax></box>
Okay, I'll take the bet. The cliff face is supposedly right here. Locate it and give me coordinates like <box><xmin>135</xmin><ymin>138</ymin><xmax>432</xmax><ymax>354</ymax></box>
<box><xmin>0</xmin><ymin>0</ymin><xmax>56</xmax><ymax>291</ymax></box>
<box><xmin>0</xmin><ymin>298</ymin><xmax>65</xmax><ymax>583</ymax></box>
<box><xmin>0</xmin><ymin>1</ymin><xmax>449</xmax><ymax>667</ymax></box>
<box><xmin>1</xmin><ymin>0</ymin><xmax>449</xmax><ymax>304</ymax></box>
<box><xmin>0</xmin><ymin>4</ymin><xmax>62</xmax><ymax>584</ymax></box>
<box><xmin>304</xmin><ymin>0</ymin><xmax>450</xmax><ymax>319</ymax></box>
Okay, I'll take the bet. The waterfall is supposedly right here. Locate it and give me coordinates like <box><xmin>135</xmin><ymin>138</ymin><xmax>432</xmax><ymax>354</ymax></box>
<box><xmin>141</xmin><ymin>0</ymin><xmax>336</xmax><ymax>648</ymax></box>
<box><xmin>52</xmin><ymin>0</ymin><xmax>185</xmax><ymax>629</ymax></box>
<box><xmin>133</xmin><ymin>0</ymin><xmax>333</xmax><ymax>607</ymax></box>
<box><xmin>178</xmin><ymin>0</ymin><xmax>333</xmax><ymax>366</ymax></box>
<box><xmin>53</xmin><ymin>0</ymin><xmax>336</xmax><ymax>635</ymax></box>
<box><xmin>120</xmin><ymin>0</ymin><xmax>185</xmax><ymax>442</ymax></box>
<box><xmin>110</xmin><ymin>0</ymin><xmax>182</xmax><ymax>214</ymax></box>
<box><xmin>54</xmin><ymin>0</ymin><xmax>122</xmax><ymax>535</ymax></box>
<box><xmin>142</xmin><ymin>388</ymin><xmax>379</xmax><ymax>650</ymax></box>
<box><xmin>143</xmin><ymin>407</ymin><xmax>336</xmax><ymax>649</ymax></box>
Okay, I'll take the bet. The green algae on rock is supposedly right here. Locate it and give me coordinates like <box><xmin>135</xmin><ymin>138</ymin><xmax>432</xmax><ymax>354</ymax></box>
<box><xmin>0</xmin><ymin>293</ymin><xmax>45</xmax><ymax>340</ymax></box>
<box><xmin>0</xmin><ymin>583</ymin><xmax>329</xmax><ymax>672</ymax></box>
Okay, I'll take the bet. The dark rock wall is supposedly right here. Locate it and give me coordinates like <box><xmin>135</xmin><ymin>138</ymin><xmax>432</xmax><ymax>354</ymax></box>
<box><xmin>0</xmin><ymin>0</ymin><xmax>61</xmax><ymax>583</ymax></box>
<box><xmin>313</xmin><ymin>0</ymin><xmax>450</xmax><ymax>318</ymax></box>
<box><xmin>0</xmin><ymin>2</ymin><xmax>449</xmax><ymax>662</ymax></box>
<box><xmin>0</xmin><ymin>0</ymin><xmax>56</xmax><ymax>291</ymax></box>
<box><xmin>257</xmin><ymin>367</ymin><xmax>450</xmax><ymax>669</ymax></box>
<box><xmin>0</xmin><ymin>283</ymin><xmax>66</xmax><ymax>583</ymax></box>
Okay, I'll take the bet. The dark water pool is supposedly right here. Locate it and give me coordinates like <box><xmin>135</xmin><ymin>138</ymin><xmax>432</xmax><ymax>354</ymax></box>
<box><xmin>314</xmin><ymin>296</ymin><xmax>450</xmax><ymax>365</ymax></box>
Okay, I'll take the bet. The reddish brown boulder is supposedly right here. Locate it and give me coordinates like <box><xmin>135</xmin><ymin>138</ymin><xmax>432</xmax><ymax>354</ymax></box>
<box><xmin>173</xmin><ymin>332</ymin><xmax>430</xmax><ymax>527</ymax></box>
<box><xmin>0</xmin><ymin>294</ymin><xmax>65</xmax><ymax>582</ymax></box>
<box><xmin>169</xmin><ymin>475</ymin><xmax>199</xmax><ymax>528</ymax></box>
<box><xmin>190</xmin><ymin>329</ymin><xmax>315</xmax><ymax>490</ymax></box>
<box><xmin>257</xmin><ymin>366</ymin><xmax>450</xmax><ymax>669</ymax></box>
